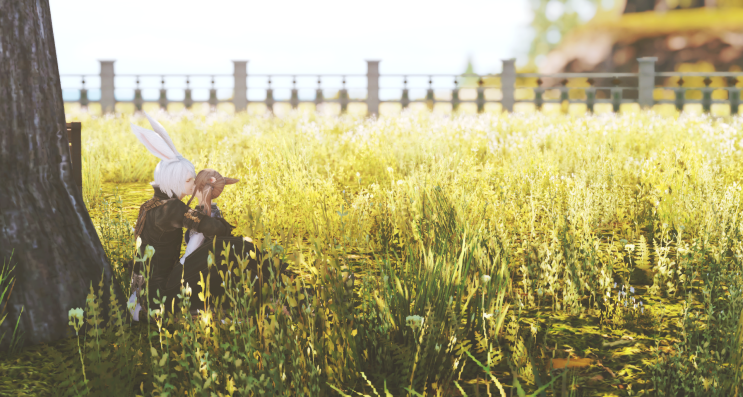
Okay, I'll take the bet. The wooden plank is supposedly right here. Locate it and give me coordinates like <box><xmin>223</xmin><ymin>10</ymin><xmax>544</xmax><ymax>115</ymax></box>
<box><xmin>65</xmin><ymin>122</ymin><xmax>82</xmax><ymax>196</ymax></box>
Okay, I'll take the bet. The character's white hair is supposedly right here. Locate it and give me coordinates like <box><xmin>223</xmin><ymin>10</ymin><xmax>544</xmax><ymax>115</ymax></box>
<box><xmin>152</xmin><ymin>158</ymin><xmax>195</xmax><ymax>198</ymax></box>
<box><xmin>130</xmin><ymin>112</ymin><xmax>196</xmax><ymax>199</ymax></box>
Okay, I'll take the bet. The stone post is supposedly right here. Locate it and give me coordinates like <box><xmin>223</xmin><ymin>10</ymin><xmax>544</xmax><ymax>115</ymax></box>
<box><xmin>233</xmin><ymin>60</ymin><xmax>248</xmax><ymax>113</ymax></box>
<box><xmin>729</xmin><ymin>77</ymin><xmax>740</xmax><ymax>115</ymax></box>
<box><xmin>208</xmin><ymin>76</ymin><xmax>218</xmax><ymax>112</ymax></box>
<box><xmin>637</xmin><ymin>57</ymin><xmax>657</xmax><ymax>109</ymax></box>
<box><xmin>99</xmin><ymin>60</ymin><xmax>115</xmax><ymax>114</ymax></box>
<box><xmin>366</xmin><ymin>60</ymin><xmax>380</xmax><ymax>117</ymax></box>
<box><xmin>184</xmin><ymin>77</ymin><xmax>193</xmax><ymax>109</ymax></box>
<box><xmin>501</xmin><ymin>59</ymin><xmax>516</xmax><ymax>112</ymax></box>
<box><xmin>339</xmin><ymin>76</ymin><xmax>349</xmax><ymax>114</ymax></box>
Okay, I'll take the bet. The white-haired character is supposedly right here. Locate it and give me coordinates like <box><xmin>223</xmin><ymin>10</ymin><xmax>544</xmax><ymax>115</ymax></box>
<box><xmin>127</xmin><ymin>113</ymin><xmax>233</xmax><ymax>321</ymax></box>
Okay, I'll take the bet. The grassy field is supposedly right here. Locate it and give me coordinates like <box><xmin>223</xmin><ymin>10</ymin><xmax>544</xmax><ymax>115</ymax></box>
<box><xmin>2</xmin><ymin>108</ymin><xmax>743</xmax><ymax>396</ymax></box>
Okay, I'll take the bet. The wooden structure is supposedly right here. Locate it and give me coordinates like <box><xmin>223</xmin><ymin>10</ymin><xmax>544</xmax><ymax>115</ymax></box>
<box><xmin>66</xmin><ymin>122</ymin><xmax>82</xmax><ymax>196</ymax></box>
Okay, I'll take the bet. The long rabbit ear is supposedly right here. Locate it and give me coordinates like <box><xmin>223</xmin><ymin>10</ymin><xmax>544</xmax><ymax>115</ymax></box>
<box><xmin>130</xmin><ymin>123</ymin><xmax>177</xmax><ymax>161</ymax></box>
<box><xmin>144</xmin><ymin>112</ymin><xmax>182</xmax><ymax>158</ymax></box>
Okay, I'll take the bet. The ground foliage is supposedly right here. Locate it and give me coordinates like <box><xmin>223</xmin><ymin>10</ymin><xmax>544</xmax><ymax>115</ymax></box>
<box><xmin>2</xmin><ymin>109</ymin><xmax>743</xmax><ymax>396</ymax></box>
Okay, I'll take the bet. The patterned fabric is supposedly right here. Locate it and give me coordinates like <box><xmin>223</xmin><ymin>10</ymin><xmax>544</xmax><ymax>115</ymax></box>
<box><xmin>185</xmin><ymin>204</ymin><xmax>221</xmax><ymax>245</ymax></box>
<box><xmin>183</xmin><ymin>208</ymin><xmax>202</xmax><ymax>229</ymax></box>
<box><xmin>134</xmin><ymin>197</ymin><xmax>167</xmax><ymax>239</ymax></box>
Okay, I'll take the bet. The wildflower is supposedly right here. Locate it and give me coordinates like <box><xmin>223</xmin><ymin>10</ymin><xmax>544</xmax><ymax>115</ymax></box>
<box><xmin>607</xmin><ymin>290</ymin><xmax>611</xmax><ymax>297</ymax></box>
<box><xmin>481</xmin><ymin>275</ymin><xmax>491</xmax><ymax>284</ymax></box>
<box><xmin>184</xmin><ymin>283</ymin><xmax>192</xmax><ymax>297</ymax></box>
<box><xmin>356</xmin><ymin>172</ymin><xmax>360</xmax><ymax>177</ymax></box>
<box><xmin>483</xmin><ymin>312</ymin><xmax>493</xmax><ymax>319</ymax></box>
<box><xmin>537</xmin><ymin>287</ymin><xmax>544</xmax><ymax>297</ymax></box>
<box><xmin>639</xmin><ymin>301</ymin><xmax>643</xmax><ymax>306</ymax></box>
<box><xmin>383</xmin><ymin>275</ymin><xmax>389</xmax><ymax>283</ymax></box>
<box><xmin>144</xmin><ymin>245</ymin><xmax>155</xmax><ymax>260</ymax></box>
<box><xmin>624</xmin><ymin>301</ymin><xmax>628</xmax><ymax>307</ymax></box>
<box><xmin>663</xmin><ymin>223</ymin><xmax>668</xmax><ymax>229</ymax></box>
<box><xmin>69</xmin><ymin>307</ymin><xmax>84</xmax><ymax>321</ymax></box>
<box><xmin>641</xmin><ymin>307</ymin><xmax>644</xmax><ymax>314</ymax></box>
<box><xmin>149</xmin><ymin>308</ymin><xmax>161</xmax><ymax>318</ymax></box>
<box><xmin>614</xmin><ymin>282</ymin><xmax>617</xmax><ymax>289</ymax></box>
<box><xmin>135</xmin><ymin>236</ymin><xmax>141</xmax><ymax>250</ymax></box>
<box><xmin>630</xmin><ymin>287</ymin><xmax>635</xmax><ymax>294</ymax></box>
<box><xmin>406</xmin><ymin>315</ymin><xmax>424</xmax><ymax>329</ymax></box>
<box><xmin>625</xmin><ymin>244</ymin><xmax>635</xmax><ymax>252</ymax></box>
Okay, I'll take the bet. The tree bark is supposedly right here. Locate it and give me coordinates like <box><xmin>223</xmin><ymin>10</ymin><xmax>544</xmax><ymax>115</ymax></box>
<box><xmin>0</xmin><ymin>0</ymin><xmax>125</xmax><ymax>350</ymax></box>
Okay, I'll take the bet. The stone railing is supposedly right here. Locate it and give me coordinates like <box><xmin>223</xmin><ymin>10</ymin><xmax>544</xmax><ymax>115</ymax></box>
<box><xmin>61</xmin><ymin>58</ymin><xmax>743</xmax><ymax>116</ymax></box>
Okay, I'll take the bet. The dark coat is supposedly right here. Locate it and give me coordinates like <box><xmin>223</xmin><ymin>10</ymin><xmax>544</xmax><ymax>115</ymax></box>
<box><xmin>131</xmin><ymin>186</ymin><xmax>233</xmax><ymax>304</ymax></box>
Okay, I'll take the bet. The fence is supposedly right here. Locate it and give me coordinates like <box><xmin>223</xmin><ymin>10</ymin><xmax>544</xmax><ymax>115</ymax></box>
<box><xmin>61</xmin><ymin>58</ymin><xmax>743</xmax><ymax>116</ymax></box>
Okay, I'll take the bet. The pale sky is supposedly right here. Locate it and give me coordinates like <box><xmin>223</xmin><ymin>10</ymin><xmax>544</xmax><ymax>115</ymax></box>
<box><xmin>49</xmin><ymin>0</ymin><xmax>536</xmax><ymax>100</ymax></box>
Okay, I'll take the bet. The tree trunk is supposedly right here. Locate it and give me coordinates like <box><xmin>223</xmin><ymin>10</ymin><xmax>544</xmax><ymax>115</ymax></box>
<box><xmin>0</xmin><ymin>0</ymin><xmax>125</xmax><ymax>350</ymax></box>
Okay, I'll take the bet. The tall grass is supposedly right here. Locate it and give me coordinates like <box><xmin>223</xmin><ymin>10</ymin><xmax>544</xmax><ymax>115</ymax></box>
<box><xmin>0</xmin><ymin>251</ymin><xmax>24</xmax><ymax>355</ymax></box>
<box><xmin>13</xmin><ymin>108</ymin><xmax>743</xmax><ymax>395</ymax></box>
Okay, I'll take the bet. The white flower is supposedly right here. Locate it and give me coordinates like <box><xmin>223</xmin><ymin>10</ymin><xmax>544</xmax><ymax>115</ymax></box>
<box><xmin>483</xmin><ymin>312</ymin><xmax>493</xmax><ymax>319</ymax></box>
<box><xmin>144</xmin><ymin>245</ymin><xmax>155</xmax><ymax>260</ymax></box>
<box><xmin>406</xmin><ymin>315</ymin><xmax>424</xmax><ymax>329</ymax></box>
<box><xmin>481</xmin><ymin>275</ymin><xmax>491</xmax><ymax>284</ymax></box>
<box><xmin>625</xmin><ymin>244</ymin><xmax>635</xmax><ymax>252</ymax></box>
<box><xmin>356</xmin><ymin>172</ymin><xmax>360</xmax><ymax>177</ymax></box>
<box><xmin>387</xmin><ymin>167</ymin><xmax>394</xmax><ymax>173</ymax></box>
<box><xmin>68</xmin><ymin>307</ymin><xmax>85</xmax><ymax>334</ymax></box>
<box><xmin>69</xmin><ymin>307</ymin><xmax>84</xmax><ymax>321</ymax></box>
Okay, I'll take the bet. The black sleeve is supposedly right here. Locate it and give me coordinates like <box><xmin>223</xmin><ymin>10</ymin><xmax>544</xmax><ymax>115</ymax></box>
<box><xmin>157</xmin><ymin>200</ymin><xmax>233</xmax><ymax>236</ymax></box>
<box><xmin>183</xmin><ymin>208</ymin><xmax>235</xmax><ymax>236</ymax></box>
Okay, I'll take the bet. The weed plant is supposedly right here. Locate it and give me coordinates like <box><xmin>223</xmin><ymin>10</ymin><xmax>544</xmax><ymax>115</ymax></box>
<box><xmin>1</xmin><ymin>109</ymin><xmax>743</xmax><ymax>396</ymax></box>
